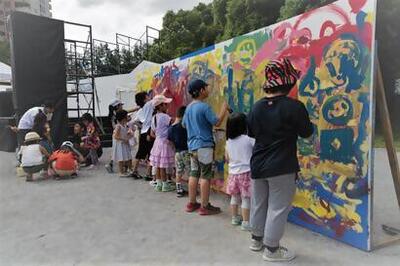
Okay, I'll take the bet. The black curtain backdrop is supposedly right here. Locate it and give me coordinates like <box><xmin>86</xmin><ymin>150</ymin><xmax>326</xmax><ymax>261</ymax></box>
<box><xmin>10</xmin><ymin>12</ymin><xmax>67</xmax><ymax>148</ymax></box>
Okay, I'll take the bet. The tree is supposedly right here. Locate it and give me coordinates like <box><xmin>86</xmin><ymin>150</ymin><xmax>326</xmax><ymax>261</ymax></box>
<box><xmin>120</xmin><ymin>48</ymin><xmax>137</xmax><ymax>74</ymax></box>
<box><xmin>278</xmin><ymin>0</ymin><xmax>335</xmax><ymax>21</ymax></box>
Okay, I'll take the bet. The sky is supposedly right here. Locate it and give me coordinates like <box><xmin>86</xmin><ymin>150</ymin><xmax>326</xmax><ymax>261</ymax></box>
<box><xmin>52</xmin><ymin>0</ymin><xmax>213</xmax><ymax>44</ymax></box>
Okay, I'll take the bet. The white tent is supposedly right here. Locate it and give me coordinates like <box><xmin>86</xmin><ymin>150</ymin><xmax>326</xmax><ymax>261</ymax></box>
<box><xmin>68</xmin><ymin>60</ymin><xmax>160</xmax><ymax>117</ymax></box>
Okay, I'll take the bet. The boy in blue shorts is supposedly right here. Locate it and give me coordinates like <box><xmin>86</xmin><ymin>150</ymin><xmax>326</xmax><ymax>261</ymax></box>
<box><xmin>183</xmin><ymin>79</ymin><xmax>229</xmax><ymax>215</ymax></box>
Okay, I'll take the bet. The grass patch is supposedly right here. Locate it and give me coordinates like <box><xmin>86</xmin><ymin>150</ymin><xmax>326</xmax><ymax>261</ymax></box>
<box><xmin>374</xmin><ymin>131</ymin><xmax>400</xmax><ymax>151</ymax></box>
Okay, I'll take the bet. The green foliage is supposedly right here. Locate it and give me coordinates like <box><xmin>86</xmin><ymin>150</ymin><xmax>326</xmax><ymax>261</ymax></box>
<box><xmin>0</xmin><ymin>40</ymin><xmax>11</xmax><ymax>65</ymax></box>
<box><xmin>278</xmin><ymin>0</ymin><xmax>335</xmax><ymax>21</ymax></box>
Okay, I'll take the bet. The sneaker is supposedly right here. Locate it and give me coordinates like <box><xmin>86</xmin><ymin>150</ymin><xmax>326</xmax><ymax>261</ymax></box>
<box><xmin>162</xmin><ymin>182</ymin><xmax>175</xmax><ymax>192</ymax></box>
<box><xmin>130</xmin><ymin>172</ymin><xmax>141</xmax><ymax>179</ymax></box>
<box><xmin>143</xmin><ymin>175</ymin><xmax>153</xmax><ymax>181</ymax></box>
<box><xmin>241</xmin><ymin>221</ymin><xmax>251</xmax><ymax>231</ymax></box>
<box><xmin>231</xmin><ymin>215</ymin><xmax>242</xmax><ymax>226</ymax></box>
<box><xmin>186</xmin><ymin>202</ymin><xmax>201</xmax><ymax>212</ymax></box>
<box><xmin>155</xmin><ymin>183</ymin><xmax>162</xmax><ymax>192</ymax></box>
<box><xmin>249</xmin><ymin>239</ymin><xmax>264</xmax><ymax>252</ymax></box>
<box><xmin>176</xmin><ymin>187</ymin><xmax>186</xmax><ymax>198</ymax></box>
<box><xmin>105</xmin><ymin>163</ymin><xmax>113</xmax><ymax>173</ymax></box>
<box><xmin>119</xmin><ymin>173</ymin><xmax>130</xmax><ymax>178</ymax></box>
<box><xmin>198</xmin><ymin>203</ymin><xmax>221</xmax><ymax>215</ymax></box>
<box><xmin>262</xmin><ymin>246</ymin><xmax>296</xmax><ymax>262</ymax></box>
<box><xmin>149</xmin><ymin>180</ymin><xmax>157</xmax><ymax>187</ymax></box>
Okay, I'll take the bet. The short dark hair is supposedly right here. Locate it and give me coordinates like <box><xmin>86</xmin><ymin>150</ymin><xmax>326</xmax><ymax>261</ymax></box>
<box><xmin>226</xmin><ymin>112</ymin><xmax>247</xmax><ymax>140</ymax></box>
<box><xmin>115</xmin><ymin>110</ymin><xmax>128</xmax><ymax>122</ymax></box>
<box><xmin>135</xmin><ymin>92</ymin><xmax>148</xmax><ymax>108</ymax></box>
<box><xmin>176</xmin><ymin>106</ymin><xmax>186</xmax><ymax>118</ymax></box>
<box><xmin>188</xmin><ymin>79</ymin><xmax>208</xmax><ymax>98</ymax></box>
<box><xmin>81</xmin><ymin>113</ymin><xmax>94</xmax><ymax>123</ymax></box>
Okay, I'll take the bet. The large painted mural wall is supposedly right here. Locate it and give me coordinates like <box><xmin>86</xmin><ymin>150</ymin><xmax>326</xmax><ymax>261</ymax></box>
<box><xmin>132</xmin><ymin>0</ymin><xmax>377</xmax><ymax>250</ymax></box>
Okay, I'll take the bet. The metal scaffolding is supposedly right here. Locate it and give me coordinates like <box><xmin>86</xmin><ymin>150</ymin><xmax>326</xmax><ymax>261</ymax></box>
<box><xmin>64</xmin><ymin>21</ymin><xmax>96</xmax><ymax>119</ymax></box>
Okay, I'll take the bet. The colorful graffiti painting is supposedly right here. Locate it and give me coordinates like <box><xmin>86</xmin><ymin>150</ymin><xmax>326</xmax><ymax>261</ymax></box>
<box><xmin>131</xmin><ymin>0</ymin><xmax>376</xmax><ymax>250</ymax></box>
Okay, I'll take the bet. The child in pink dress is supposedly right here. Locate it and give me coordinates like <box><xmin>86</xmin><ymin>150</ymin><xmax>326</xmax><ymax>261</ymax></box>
<box><xmin>149</xmin><ymin>95</ymin><xmax>175</xmax><ymax>192</ymax></box>
<box><xmin>225</xmin><ymin>112</ymin><xmax>255</xmax><ymax>231</ymax></box>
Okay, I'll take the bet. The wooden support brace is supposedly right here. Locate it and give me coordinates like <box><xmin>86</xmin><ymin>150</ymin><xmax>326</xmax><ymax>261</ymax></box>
<box><xmin>376</xmin><ymin>59</ymin><xmax>400</xmax><ymax>208</ymax></box>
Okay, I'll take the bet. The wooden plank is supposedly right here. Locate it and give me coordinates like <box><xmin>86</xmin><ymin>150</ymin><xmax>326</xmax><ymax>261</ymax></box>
<box><xmin>376</xmin><ymin>59</ymin><xmax>400</xmax><ymax>208</ymax></box>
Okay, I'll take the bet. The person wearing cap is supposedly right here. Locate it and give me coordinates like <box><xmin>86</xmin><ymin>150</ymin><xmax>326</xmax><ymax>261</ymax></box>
<box><xmin>48</xmin><ymin>141</ymin><xmax>85</xmax><ymax>178</ymax></box>
<box><xmin>148</xmin><ymin>94</ymin><xmax>175</xmax><ymax>192</ymax></box>
<box><xmin>183</xmin><ymin>79</ymin><xmax>229</xmax><ymax>215</ymax></box>
<box><xmin>19</xmin><ymin>132</ymin><xmax>50</xmax><ymax>182</ymax></box>
<box><xmin>247</xmin><ymin>58</ymin><xmax>313</xmax><ymax>262</ymax></box>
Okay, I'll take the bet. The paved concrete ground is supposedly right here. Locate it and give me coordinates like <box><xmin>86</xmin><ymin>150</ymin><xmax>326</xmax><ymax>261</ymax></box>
<box><xmin>0</xmin><ymin>149</ymin><xmax>399</xmax><ymax>266</ymax></box>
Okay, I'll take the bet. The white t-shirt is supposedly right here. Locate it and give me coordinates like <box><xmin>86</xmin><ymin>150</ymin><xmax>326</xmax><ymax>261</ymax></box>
<box><xmin>226</xmin><ymin>135</ymin><xmax>255</xmax><ymax>175</ymax></box>
<box><xmin>18</xmin><ymin>107</ymin><xmax>44</xmax><ymax>130</ymax></box>
<box><xmin>135</xmin><ymin>100</ymin><xmax>155</xmax><ymax>134</ymax></box>
<box><xmin>20</xmin><ymin>144</ymin><xmax>43</xmax><ymax>167</ymax></box>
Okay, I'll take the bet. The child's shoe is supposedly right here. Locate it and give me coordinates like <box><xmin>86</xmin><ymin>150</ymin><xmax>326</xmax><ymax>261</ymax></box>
<box><xmin>186</xmin><ymin>202</ymin><xmax>201</xmax><ymax>212</ymax></box>
<box><xmin>231</xmin><ymin>215</ymin><xmax>242</xmax><ymax>226</ymax></box>
<box><xmin>176</xmin><ymin>183</ymin><xmax>186</xmax><ymax>197</ymax></box>
<box><xmin>155</xmin><ymin>182</ymin><xmax>163</xmax><ymax>192</ymax></box>
<box><xmin>262</xmin><ymin>246</ymin><xmax>295</xmax><ymax>262</ymax></box>
<box><xmin>249</xmin><ymin>239</ymin><xmax>263</xmax><ymax>251</ymax></box>
<box><xmin>143</xmin><ymin>175</ymin><xmax>153</xmax><ymax>181</ymax></box>
<box><xmin>198</xmin><ymin>203</ymin><xmax>221</xmax><ymax>215</ymax></box>
<box><xmin>241</xmin><ymin>221</ymin><xmax>251</xmax><ymax>231</ymax></box>
<box><xmin>119</xmin><ymin>172</ymin><xmax>130</xmax><ymax>178</ymax></box>
<box><xmin>105</xmin><ymin>163</ymin><xmax>113</xmax><ymax>173</ymax></box>
<box><xmin>162</xmin><ymin>181</ymin><xmax>175</xmax><ymax>192</ymax></box>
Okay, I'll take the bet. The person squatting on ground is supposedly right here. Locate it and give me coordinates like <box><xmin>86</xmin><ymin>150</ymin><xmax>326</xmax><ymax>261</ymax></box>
<box><xmin>149</xmin><ymin>95</ymin><xmax>175</xmax><ymax>192</ymax></box>
<box><xmin>247</xmin><ymin>58</ymin><xmax>313</xmax><ymax>262</ymax></box>
<box><xmin>183</xmin><ymin>79</ymin><xmax>229</xmax><ymax>215</ymax></box>
<box><xmin>225</xmin><ymin>112</ymin><xmax>254</xmax><ymax>231</ymax></box>
<box><xmin>19</xmin><ymin>132</ymin><xmax>50</xmax><ymax>182</ymax></box>
<box><xmin>112</xmin><ymin>110</ymin><xmax>135</xmax><ymax>177</ymax></box>
<box><xmin>168</xmin><ymin>106</ymin><xmax>189</xmax><ymax>197</ymax></box>
<box><xmin>48</xmin><ymin>141</ymin><xmax>85</xmax><ymax>179</ymax></box>
<box><xmin>81</xmin><ymin>113</ymin><xmax>101</xmax><ymax>168</ymax></box>
<box><xmin>32</xmin><ymin>111</ymin><xmax>54</xmax><ymax>154</ymax></box>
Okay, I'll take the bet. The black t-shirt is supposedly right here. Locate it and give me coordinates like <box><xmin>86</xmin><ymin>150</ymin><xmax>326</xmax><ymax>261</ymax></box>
<box><xmin>248</xmin><ymin>95</ymin><xmax>313</xmax><ymax>179</ymax></box>
<box><xmin>168</xmin><ymin>122</ymin><xmax>188</xmax><ymax>152</ymax></box>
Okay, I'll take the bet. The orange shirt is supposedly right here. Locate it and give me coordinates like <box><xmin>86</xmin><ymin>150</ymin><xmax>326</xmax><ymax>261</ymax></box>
<box><xmin>49</xmin><ymin>150</ymin><xmax>77</xmax><ymax>171</ymax></box>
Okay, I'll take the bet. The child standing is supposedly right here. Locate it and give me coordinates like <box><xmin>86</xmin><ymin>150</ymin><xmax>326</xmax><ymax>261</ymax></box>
<box><xmin>81</xmin><ymin>113</ymin><xmax>101</xmax><ymax>168</ymax></box>
<box><xmin>105</xmin><ymin>99</ymin><xmax>124</xmax><ymax>173</ymax></box>
<box><xmin>225</xmin><ymin>113</ymin><xmax>254</xmax><ymax>231</ymax></box>
<box><xmin>48</xmin><ymin>141</ymin><xmax>85</xmax><ymax>178</ymax></box>
<box><xmin>19</xmin><ymin>132</ymin><xmax>50</xmax><ymax>181</ymax></box>
<box><xmin>247</xmin><ymin>59</ymin><xmax>313</xmax><ymax>262</ymax></box>
<box><xmin>149</xmin><ymin>95</ymin><xmax>175</xmax><ymax>192</ymax></box>
<box><xmin>168</xmin><ymin>106</ymin><xmax>189</xmax><ymax>197</ymax></box>
<box><xmin>113</xmin><ymin>110</ymin><xmax>134</xmax><ymax>177</ymax></box>
<box><xmin>131</xmin><ymin>91</ymin><xmax>156</xmax><ymax>180</ymax></box>
<box><xmin>183</xmin><ymin>79</ymin><xmax>229</xmax><ymax>215</ymax></box>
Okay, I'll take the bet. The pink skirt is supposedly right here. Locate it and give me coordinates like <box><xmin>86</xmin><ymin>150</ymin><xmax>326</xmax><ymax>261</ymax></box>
<box><xmin>226</xmin><ymin>171</ymin><xmax>251</xmax><ymax>198</ymax></box>
<box><xmin>149</xmin><ymin>138</ymin><xmax>175</xmax><ymax>169</ymax></box>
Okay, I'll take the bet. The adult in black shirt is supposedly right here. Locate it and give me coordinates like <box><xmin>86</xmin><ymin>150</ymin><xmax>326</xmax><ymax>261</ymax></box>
<box><xmin>247</xmin><ymin>59</ymin><xmax>313</xmax><ymax>262</ymax></box>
